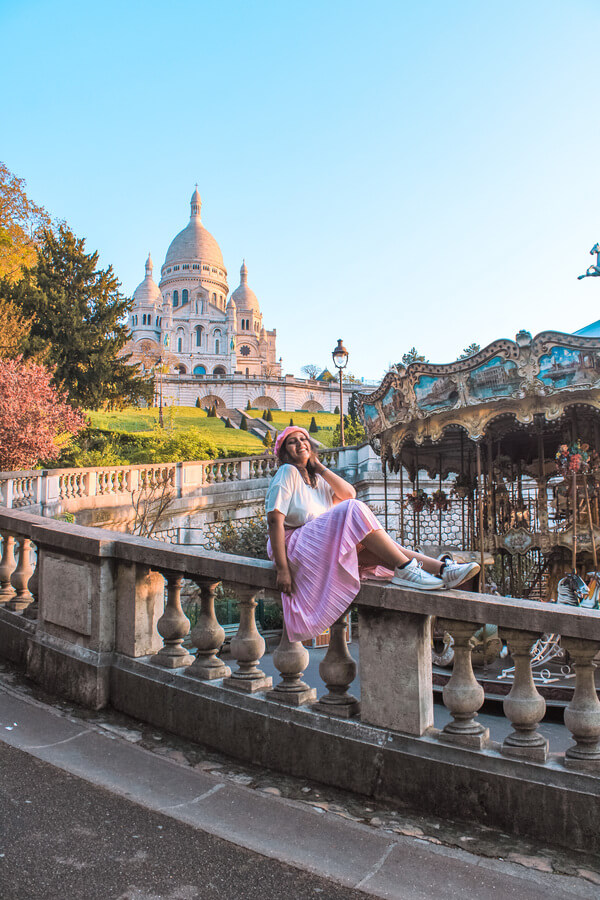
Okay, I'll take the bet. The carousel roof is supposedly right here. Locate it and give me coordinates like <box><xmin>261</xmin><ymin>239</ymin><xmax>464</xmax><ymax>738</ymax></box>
<box><xmin>357</xmin><ymin>330</ymin><xmax>600</xmax><ymax>479</ymax></box>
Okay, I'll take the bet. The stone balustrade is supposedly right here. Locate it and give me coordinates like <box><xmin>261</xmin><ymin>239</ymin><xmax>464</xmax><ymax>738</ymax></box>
<box><xmin>0</xmin><ymin>450</ymin><xmax>340</xmax><ymax>519</ymax></box>
<box><xmin>0</xmin><ymin>505</ymin><xmax>599</xmax><ymax>853</ymax></box>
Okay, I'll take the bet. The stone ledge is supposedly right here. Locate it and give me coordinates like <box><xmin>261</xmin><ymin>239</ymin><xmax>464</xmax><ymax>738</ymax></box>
<box><xmin>110</xmin><ymin>654</ymin><xmax>600</xmax><ymax>855</ymax></box>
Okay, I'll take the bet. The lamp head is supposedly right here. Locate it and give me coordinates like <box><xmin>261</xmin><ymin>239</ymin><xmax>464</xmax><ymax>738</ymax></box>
<box><xmin>332</xmin><ymin>338</ymin><xmax>349</xmax><ymax>370</ymax></box>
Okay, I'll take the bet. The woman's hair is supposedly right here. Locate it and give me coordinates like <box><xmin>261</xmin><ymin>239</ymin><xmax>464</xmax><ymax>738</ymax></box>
<box><xmin>277</xmin><ymin>434</ymin><xmax>320</xmax><ymax>487</ymax></box>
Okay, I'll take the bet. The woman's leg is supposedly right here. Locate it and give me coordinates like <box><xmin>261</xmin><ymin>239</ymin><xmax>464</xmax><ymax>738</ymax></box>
<box><xmin>360</xmin><ymin>530</ymin><xmax>444</xmax><ymax>574</ymax></box>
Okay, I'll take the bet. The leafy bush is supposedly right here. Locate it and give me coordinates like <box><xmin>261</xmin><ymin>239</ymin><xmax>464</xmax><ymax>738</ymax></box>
<box><xmin>55</xmin><ymin>427</ymin><xmax>218</xmax><ymax>467</ymax></box>
<box><xmin>215</xmin><ymin>516</ymin><xmax>269</xmax><ymax>559</ymax></box>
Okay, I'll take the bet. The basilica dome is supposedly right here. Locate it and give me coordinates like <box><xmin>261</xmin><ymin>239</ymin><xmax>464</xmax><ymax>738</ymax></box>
<box><xmin>133</xmin><ymin>254</ymin><xmax>162</xmax><ymax>303</ymax></box>
<box><xmin>164</xmin><ymin>187</ymin><xmax>224</xmax><ymax>268</ymax></box>
<box><xmin>230</xmin><ymin>261</ymin><xmax>260</xmax><ymax>314</ymax></box>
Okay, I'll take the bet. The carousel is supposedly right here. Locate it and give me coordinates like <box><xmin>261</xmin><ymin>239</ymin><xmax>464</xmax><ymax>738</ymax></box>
<box><xmin>357</xmin><ymin>329</ymin><xmax>600</xmax><ymax>704</ymax></box>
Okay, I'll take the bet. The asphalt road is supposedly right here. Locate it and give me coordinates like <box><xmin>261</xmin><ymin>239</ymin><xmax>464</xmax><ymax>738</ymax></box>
<box><xmin>0</xmin><ymin>743</ymin><xmax>365</xmax><ymax>900</ymax></box>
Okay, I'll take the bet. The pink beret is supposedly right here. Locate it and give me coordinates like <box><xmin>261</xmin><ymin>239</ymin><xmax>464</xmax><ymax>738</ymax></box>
<box><xmin>273</xmin><ymin>425</ymin><xmax>311</xmax><ymax>457</ymax></box>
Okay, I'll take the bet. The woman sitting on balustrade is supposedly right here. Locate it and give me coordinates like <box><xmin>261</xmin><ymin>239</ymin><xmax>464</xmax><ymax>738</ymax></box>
<box><xmin>266</xmin><ymin>426</ymin><xmax>479</xmax><ymax>642</ymax></box>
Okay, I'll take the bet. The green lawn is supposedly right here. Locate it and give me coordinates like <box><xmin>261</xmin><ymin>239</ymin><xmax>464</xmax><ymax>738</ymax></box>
<box><xmin>86</xmin><ymin>406</ymin><xmax>341</xmax><ymax>456</ymax></box>
<box><xmin>88</xmin><ymin>407</ymin><xmax>265</xmax><ymax>455</ymax></box>
<box><xmin>246</xmin><ymin>410</ymin><xmax>339</xmax><ymax>447</ymax></box>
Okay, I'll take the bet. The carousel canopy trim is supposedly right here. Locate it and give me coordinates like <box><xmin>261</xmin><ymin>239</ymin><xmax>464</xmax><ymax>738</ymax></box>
<box><xmin>357</xmin><ymin>331</ymin><xmax>600</xmax><ymax>458</ymax></box>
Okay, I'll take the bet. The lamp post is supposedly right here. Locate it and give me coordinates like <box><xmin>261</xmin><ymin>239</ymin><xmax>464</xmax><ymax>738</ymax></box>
<box><xmin>332</xmin><ymin>338</ymin><xmax>349</xmax><ymax>446</ymax></box>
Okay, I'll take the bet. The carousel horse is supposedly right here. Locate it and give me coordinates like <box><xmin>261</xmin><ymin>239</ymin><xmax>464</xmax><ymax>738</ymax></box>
<box><xmin>582</xmin><ymin>572</ymin><xmax>600</xmax><ymax>610</ymax></box>
<box><xmin>556</xmin><ymin>572</ymin><xmax>589</xmax><ymax>607</ymax></box>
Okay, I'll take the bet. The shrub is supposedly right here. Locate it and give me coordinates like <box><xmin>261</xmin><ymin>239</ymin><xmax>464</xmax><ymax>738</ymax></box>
<box><xmin>309</xmin><ymin>416</ymin><xmax>318</xmax><ymax>433</ymax></box>
<box><xmin>263</xmin><ymin>430</ymin><xmax>273</xmax><ymax>448</ymax></box>
<box><xmin>195</xmin><ymin>397</ymin><xmax>201</xmax><ymax>408</ymax></box>
<box><xmin>239</xmin><ymin>416</ymin><xmax>248</xmax><ymax>431</ymax></box>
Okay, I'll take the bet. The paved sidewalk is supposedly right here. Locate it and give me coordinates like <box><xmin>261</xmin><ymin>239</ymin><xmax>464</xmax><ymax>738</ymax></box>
<box><xmin>0</xmin><ymin>684</ymin><xmax>597</xmax><ymax>900</ymax></box>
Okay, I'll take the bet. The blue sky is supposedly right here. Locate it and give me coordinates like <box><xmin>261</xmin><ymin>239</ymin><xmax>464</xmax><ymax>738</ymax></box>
<box><xmin>2</xmin><ymin>0</ymin><xmax>599</xmax><ymax>381</ymax></box>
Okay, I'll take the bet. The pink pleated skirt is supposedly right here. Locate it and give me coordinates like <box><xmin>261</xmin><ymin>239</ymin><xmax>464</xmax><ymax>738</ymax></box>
<box><xmin>267</xmin><ymin>498</ymin><xmax>392</xmax><ymax>642</ymax></box>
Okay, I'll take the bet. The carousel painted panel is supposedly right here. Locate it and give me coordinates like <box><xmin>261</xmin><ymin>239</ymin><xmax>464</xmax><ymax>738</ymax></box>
<box><xmin>466</xmin><ymin>355</ymin><xmax>521</xmax><ymax>401</ymax></box>
<box><xmin>362</xmin><ymin>401</ymin><xmax>386</xmax><ymax>439</ymax></box>
<box><xmin>537</xmin><ymin>345</ymin><xmax>600</xmax><ymax>391</ymax></box>
<box><xmin>413</xmin><ymin>374</ymin><xmax>459</xmax><ymax>412</ymax></box>
<box><xmin>379</xmin><ymin>385</ymin><xmax>405</xmax><ymax>425</ymax></box>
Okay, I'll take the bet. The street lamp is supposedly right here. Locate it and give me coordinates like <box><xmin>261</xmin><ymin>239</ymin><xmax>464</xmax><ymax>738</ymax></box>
<box><xmin>332</xmin><ymin>338</ymin><xmax>349</xmax><ymax>446</ymax></box>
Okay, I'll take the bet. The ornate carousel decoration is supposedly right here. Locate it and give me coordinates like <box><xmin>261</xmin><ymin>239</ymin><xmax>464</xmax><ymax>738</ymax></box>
<box><xmin>356</xmin><ymin>330</ymin><xmax>600</xmax><ymax>702</ymax></box>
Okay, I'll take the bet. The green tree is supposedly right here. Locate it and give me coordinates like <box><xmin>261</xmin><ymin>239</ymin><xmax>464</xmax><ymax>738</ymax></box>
<box><xmin>289</xmin><ymin>417</ymin><xmax>294</xmax><ymax>426</ymax></box>
<box><xmin>4</xmin><ymin>224</ymin><xmax>152</xmax><ymax>409</ymax></box>
<box><xmin>246</xmin><ymin>399</ymin><xmax>252</xmax><ymax>410</ymax></box>
<box><xmin>309</xmin><ymin>416</ymin><xmax>318</xmax><ymax>433</ymax></box>
<box><xmin>459</xmin><ymin>342</ymin><xmax>481</xmax><ymax>359</ymax></box>
<box><xmin>264</xmin><ymin>408</ymin><xmax>273</xmax><ymax>422</ymax></box>
<box><xmin>333</xmin><ymin>406</ymin><xmax>340</xmax><ymax>416</ymax></box>
<box><xmin>401</xmin><ymin>347</ymin><xmax>428</xmax><ymax>367</ymax></box>
<box><xmin>195</xmin><ymin>397</ymin><xmax>201</xmax><ymax>408</ymax></box>
<box><xmin>239</xmin><ymin>415</ymin><xmax>248</xmax><ymax>431</ymax></box>
<box><xmin>333</xmin><ymin>414</ymin><xmax>365</xmax><ymax>447</ymax></box>
<box><xmin>262</xmin><ymin>429</ymin><xmax>273</xmax><ymax>448</ymax></box>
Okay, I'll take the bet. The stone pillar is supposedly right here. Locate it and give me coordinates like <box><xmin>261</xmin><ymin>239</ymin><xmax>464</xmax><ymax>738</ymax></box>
<box><xmin>313</xmin><ymin>616</ymin><xmax>360</xmax><ymax>718</ymax></box>
<box><xmin>228</xmin><ymin>587</ymin><xmax>272</xmax><ymax>692</ymax></box>
<box><xmin>8</xmin><ymin>537</ymin><xmax>34</xmax><ymax>611</ymax></box>
<box><xmin>22</xmin><ymin>542</ymin><xmax>39</xmax><ymax>620</ymax></box>
<box><xmin>115</xmin><ymin>562</ymin><xmax>165</xmax><ymax>657</ymax></box>
<box><xmin>0</xmin><ymin>534</ymin><xmax>16</xmax><ymax>603</ymax></box>
<box><xmin>266</xmin><ymin>622</ymin><xmax>316</xmax><ymax>705</ymax></box>
<box><xmin>500</xmin><ymin>629</ymin><xmax>548</xmax><ymax>762</ymax></box>
<box><xmin>359</xmin><ymin>608</ymin><xmax>433</xmax><ymax>736</ymax></box>
<box><xmin>561</xmin><ymin>637</ymin><xmax>600</xmax><ymax>771</ymax></box>
<box><xmin>438</xmin><ymin>619</ymin><xmax>489</xmax><ymax>749</ymax></box>
<box><xmin>187</xmin><ymin>579</ymin><xmax>231</xmax><ymax>681</ymax></box>
<box><xmin>150</xmin><ymin>572</ymin><xmax>193</xmax><ymax>668</ymax></box>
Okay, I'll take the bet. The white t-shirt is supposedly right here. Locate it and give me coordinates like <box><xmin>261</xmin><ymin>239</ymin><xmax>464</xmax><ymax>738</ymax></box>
<box><xmin>265</xmin><ymin>464</ymin><xmax>335</xmax><ymax>527</ymax></box>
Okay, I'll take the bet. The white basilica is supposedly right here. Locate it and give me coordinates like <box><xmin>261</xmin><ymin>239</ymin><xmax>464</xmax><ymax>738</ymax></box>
<box><xmin>128</xmin><ymin>188</ymin><xmax>281</xmax><ymax>380</ymax></box>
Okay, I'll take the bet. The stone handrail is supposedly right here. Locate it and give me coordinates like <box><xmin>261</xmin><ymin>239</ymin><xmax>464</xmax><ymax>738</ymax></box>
<box><xmin>0</xmin><ymin>448</ymin><xmax>351</xmax><ymax>517</ymax></box>
<box><xmin>1</xmin><ymin>505</ymin><xmax>599</xmax><ymax>852</ymax></box>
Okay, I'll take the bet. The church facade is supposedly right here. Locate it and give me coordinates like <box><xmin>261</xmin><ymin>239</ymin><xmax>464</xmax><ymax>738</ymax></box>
<box><xmin>128</xmin><ymin>188</ymin><xmax>281</xmax><ymax>382</ymax></box>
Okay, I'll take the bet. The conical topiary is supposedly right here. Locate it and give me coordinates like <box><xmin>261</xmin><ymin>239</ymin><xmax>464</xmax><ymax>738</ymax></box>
<box><xmin>239</xmin><ymin>416</ymin><xmax>248</xmax><ymax>431</ymax></box>
<box><xmin>309</xmin><ymin>416</ymin><xmax>318</xmax><ymax>433</ymax></box>
<box><xmin>263</xmin><ymin>430</ymin><xmax>273</xmax><ymax>448</ymax></box>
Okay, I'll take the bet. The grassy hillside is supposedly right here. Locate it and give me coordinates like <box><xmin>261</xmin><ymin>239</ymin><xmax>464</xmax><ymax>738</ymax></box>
<box><xmin>246</xmin><ymin>410</ymin><xmax>339</xmax><ymax>447</ymax></box>
<box><xmin>88</xmin><ymin>407</ymin><xmax>265</xmax><ymax>455</ymax></box>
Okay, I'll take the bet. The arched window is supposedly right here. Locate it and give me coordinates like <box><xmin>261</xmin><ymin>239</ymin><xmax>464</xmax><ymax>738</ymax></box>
<box><xmin>173</xmin><ymin>290</ymin><xmax>179</xmax><ymax>307</ymax></box>
<box><xmin>215</xmin><ymin>339</ymin><xmax>220</xmax><ymax>355</ymax></box>
<box><xmin>195</xmin><ymin>325</ymin><xmax>203</xmax><ymax>347</ymax></box>
<box><xmin>178</xmin><ymin>337</ymin><xmax>182</xmax><ymax>352</ymax></box>
<box><xmin>193</xmin><ymin>365</ymin><xmax>206</xmax><ymax>376</ymax></box>
<box><xmin>212</xmin><ymin>292</ymin><xmax>217</xmax><ymax>304</ymax></box>
<box><xmin>214</xmin><ymin>329</ymin><xmax>222</xmax><ymax>355</ymax></box>
<box><xmin>156</xmin><ymin>316</ymin><xmax>160</xmax><ymax>326</ymax></box>
<box><xmin>182</xmin><ymin>289</ymin><xmax>188</xmax><ymax>304</ymax></box>
<box><xmin>213</xmin><ymin>366</ymin><xmax>226</xmax><ymax>377</ymax></box>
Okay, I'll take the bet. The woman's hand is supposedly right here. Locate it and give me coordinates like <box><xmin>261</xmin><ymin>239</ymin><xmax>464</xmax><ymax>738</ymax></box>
<box><xmin>276</xmin><ymin>564</ymin><xmax>294</xmax><ymax>595</ymax></box>
<box><xmin>311</xmin><ymin>453</ymin><xmax>326</xmax><ymax>475</ymax></box>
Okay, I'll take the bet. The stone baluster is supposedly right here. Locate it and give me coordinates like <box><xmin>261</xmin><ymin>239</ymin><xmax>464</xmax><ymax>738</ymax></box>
<box><xmin>561</xmin><ymin>637</ymin><xmax>600</xmax><ymax>771</ymax></box>
<box><xmin>228</xmin><ymin>587</ymin><xmax>273</xmax><ymax>692</ymax></box>
<box><xmin>266</xmin><ymin>622</ymin><xmax>316</xmax><ymax>705</ymax></box>
<box><xmin>0</xmin><ymin>533</ymin><xmax>16</xmax><ymax>603</ymax></box>
<box><xmin>186</xmin><ymin>579</ymin><xmax>231</xmax><ymax>680</ymax></box>
<box><xmin>313</xmin><ymin>616</ymin><xmax>360</xmax><ymax>718</ymax></box>
<box><xmin>8</xmin><ymin>537</ymin><xmax>34</xmax><ymax>611</ymax></box>
<box><xmin>22</xmin><ymin>542</ymin><xmax>39</xmax><ymax>620</ymax></box>
<box><xmin>150</xmin><ymin>572</ymin><xmax>193</xmax><ymax>668</ymax></box>
<box><xmin>438</xmin><ymin>619</ymin><xmax>489</xmax><ymax>748</ymax></box>
<box><xmin>500</xmin><ymin>629</ymin><xmax>548</xmax><ymax>761</ymax></box>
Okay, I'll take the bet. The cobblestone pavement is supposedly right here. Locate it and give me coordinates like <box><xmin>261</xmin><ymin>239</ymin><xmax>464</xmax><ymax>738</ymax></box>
<box><xmin>1</xmin><ymin>661</ymin><xmax>599</xmax><ymax>898</ymax></box>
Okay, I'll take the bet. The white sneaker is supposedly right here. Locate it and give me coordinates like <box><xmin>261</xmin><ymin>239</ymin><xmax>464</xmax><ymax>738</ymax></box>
<box><xmin>441</xmin><ymin>561</ymin><xmax>480</xmax><ymax>590</ymax></box>
<box><xmin>391</xmin><ymin>559</ymin><xmax>444</xmax><ymax>591</ymax></box>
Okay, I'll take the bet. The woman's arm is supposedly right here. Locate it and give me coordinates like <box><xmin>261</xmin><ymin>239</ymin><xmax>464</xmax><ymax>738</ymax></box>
<box><xmin>312</xmin><ymin>457</ymin><xmax>356</xmax><ymax>502</ymax></box>
<box><xmin>267</xmin><ymin>510</ymin><xmax>294</xmax><ymax>594</ymax></box>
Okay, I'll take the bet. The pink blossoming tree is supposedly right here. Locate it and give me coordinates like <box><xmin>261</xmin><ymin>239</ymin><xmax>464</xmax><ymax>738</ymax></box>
<box><xmin>0</xmin><ymin>356</ymin><xmax>86</xmax><ymax>470</ymax></box>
